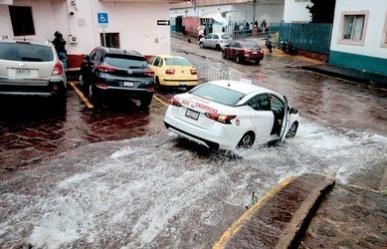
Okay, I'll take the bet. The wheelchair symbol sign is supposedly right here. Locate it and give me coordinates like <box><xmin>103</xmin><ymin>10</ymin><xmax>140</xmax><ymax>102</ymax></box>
<box><xmin>97</xmin><ymin>12</ymin><xmax>109</xmax><ymax>25</ymax></box>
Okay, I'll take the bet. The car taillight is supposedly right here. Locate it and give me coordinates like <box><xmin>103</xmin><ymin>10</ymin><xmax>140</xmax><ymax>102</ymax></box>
<box><xmin>144</xmin><ymin>69</ymin><xmax>154</xmax><ymax>77</ymax></box>
<box><xmin>205</xmin><ymin>112</ymin><xmax>236</xmax><ymax>124</ymax></box>
<box><xmin>170</xmin><ymin>97</ymin><xmax>181</xmax><ymax>107</ymax></box>
<box><xmin>190</xmin><ymin>68</ymin><xmax>197</xmax><ymax>75</ymax></box>
<box><xmin>96</xmin><ymin>64</ymin><xmax>116</xmax><ymax>73</ymax></box>
<box><xmin>52</xmin><ymin>61</ymin><xmax>63</xmax><ymax>76</ymax></box>
<box><xmin>166</xmin><ymin>69</ymin><xmax>175</xmax><ymax>75</ymax></box>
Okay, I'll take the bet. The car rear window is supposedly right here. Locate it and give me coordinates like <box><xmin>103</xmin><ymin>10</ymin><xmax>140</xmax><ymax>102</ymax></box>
<box><xmin>165</xmin><ymin>57</ymin><xmax>191</xmax><ymax>66</ymax></box>
<box><xmin>222</xmin><ymin>34</ymin><xmax>231</xmax><ymax>39</ymax></box>
<box><xmin>191</xmin><ymin>84</ymin><xmax>245</xmax><ymax>106</ymax></box>
<box><xmin>104</xmin><ymin>54</ymin><xmax>148</xmax><ymax>69</ymax></box>
<box><xmin>242</xmin><ymin>42</ymin><xmax>259</xmax><ymax>49</ymax></box>
<box><xmin>0</xmin><ymin>42</ymin><xmax>53</xmax><ymax>62</ymax></box>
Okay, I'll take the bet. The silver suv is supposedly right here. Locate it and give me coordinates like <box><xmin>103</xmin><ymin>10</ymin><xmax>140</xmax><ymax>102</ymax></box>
<box><xmin>0</xmin><ymin>39</ymin><xmax>67</xmax><ymax>103</ymax></box>
<box><xmin>198</xmin><ymin>33</ymin><xmax>232</xmax><ymax>51</ymax></box>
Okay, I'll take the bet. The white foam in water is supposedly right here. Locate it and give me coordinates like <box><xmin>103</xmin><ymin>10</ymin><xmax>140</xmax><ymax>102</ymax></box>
<box><xmin>1</xmin><ymin>119</ymin><xmax>386</xmax><ymax>248</ymax></box>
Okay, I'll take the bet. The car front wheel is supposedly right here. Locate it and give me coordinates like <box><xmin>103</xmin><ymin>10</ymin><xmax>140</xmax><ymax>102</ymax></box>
<box><xmin>286</xmin><ymin>122</ymin><xmax>298</xmax><ymax>138</ymax></box>
<box><xmin>199</xmin><ymin>42</ymin><xmax>204</xmax><ymax>48</ymax></box>
<box><xmin>236</xmin><ymin>56</ymin><xmax>241</xmax><ymax>64</ymax></box>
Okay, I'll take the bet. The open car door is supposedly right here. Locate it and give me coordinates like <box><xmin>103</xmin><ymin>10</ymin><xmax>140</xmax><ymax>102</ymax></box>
<box><xmin>279</xmin><ymin>96</ymin><xmax>289</xmax><ymax>143</ymax></box>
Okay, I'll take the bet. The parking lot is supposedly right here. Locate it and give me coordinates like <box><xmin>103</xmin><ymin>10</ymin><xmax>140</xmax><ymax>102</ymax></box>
<box><xmin>1</xmin><ymin>37</ymin><xmax>387</xmax><ymax>248</ymax></box>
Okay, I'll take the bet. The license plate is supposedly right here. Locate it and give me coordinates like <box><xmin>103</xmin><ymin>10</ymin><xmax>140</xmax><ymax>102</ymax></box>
<box><xmin>185</xmin><ymin>109</ymin><xmax>200</xmax><ymax>121</ymax></box>
<box><xmin>123</xmin><ymin>81</ymin><xmax>134</xmax><ymax>87</ymax></box>
<box><xmin>252</xmin><ymin>51</ymin><xmax>257</xmax><ymax>54</ymax></box>
<box><xmin>179</xmin><ymin>81</ymin><xmax>187</xmax><ymax>86</ymax></box>
<box><xmin>8</xmin><ymin>68</ymin><xmax>38</xmax><ymax>79</ymax></box>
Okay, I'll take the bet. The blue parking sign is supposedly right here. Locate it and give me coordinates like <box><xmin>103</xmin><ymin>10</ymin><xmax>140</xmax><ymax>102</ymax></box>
<box><xmin>97</xmin><ymin>12</ymin><xmax>108</xmax><ymax>25</ymax></box>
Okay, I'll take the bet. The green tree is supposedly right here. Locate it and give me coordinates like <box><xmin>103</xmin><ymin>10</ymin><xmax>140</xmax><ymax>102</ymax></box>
<box><xmin>307</xmin><ymin>0</ymin><xmax>336</xmax><ymax>23</ymax></box>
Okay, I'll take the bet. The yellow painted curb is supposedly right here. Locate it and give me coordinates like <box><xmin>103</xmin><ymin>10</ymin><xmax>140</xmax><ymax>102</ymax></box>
<box><xmin>153</xmin><ymin>94</ymin><xmax>169</xmax><ymax>107</ymax></box>
<box><xmin>213</xmin><ymin>176</ymin><xmax>296</xmax><ymax>249</ymax></box>
<box><xmin>69</xmin><ymin>81</ymin><xmax>94</xmax><ymax>109</ymax></box>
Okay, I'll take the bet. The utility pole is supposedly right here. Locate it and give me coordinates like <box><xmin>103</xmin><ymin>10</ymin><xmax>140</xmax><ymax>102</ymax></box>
<box><xmin>252</xmin><ymin>0</ymin><xmax>257</xmax><ymax>24</ymax></box>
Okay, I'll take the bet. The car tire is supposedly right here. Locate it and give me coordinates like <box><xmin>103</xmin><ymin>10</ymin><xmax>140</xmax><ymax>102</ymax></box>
<box><xmin>199</xmin><ymin>42</ymin><xmax>204</xmax><ymax>48</ymax></box>
<box><xmin>216</xmin><ymin>44</ymin><xmax>221</xmax><ymax>51</ymax></box>
<box><xmin>155</xmin><ymin>76</ymin><xmax>162</xmax><ymax>91</ymax></box>
<box><xmin>140</xmin><ymin>94</ymin><xmax>153</xmax><ymax>109</ymax></box>
<box><xmin>236</xmin><ymin>56</ymin><xmax>241</xmax><ymax>64</ymax></box>
<box><xmin>222</xmin><ymin>51</ymin><xmax>227</xmax><ymax>59</ymax></box>
<box><xmin>286</xmin><ymin>122</ymin><xmax>298</xmax><ymax>138</ymax></box>
<box><xmin>255</xmin><ymin>59</ymin><xmax>261</xmax><ymax>65</ymax></box>
<box><xmin>237</xmin><ymin>132</ymin><xmax>255</xmax><ymax>149</ymax></box>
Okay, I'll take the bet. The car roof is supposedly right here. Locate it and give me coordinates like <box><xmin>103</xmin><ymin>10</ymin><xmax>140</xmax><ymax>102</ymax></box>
<box><xmin>209</xmin><ymin>80</ymin><xmax>275</xmax><ymax>95</ymax></box>
<box><xmin>158</xmin><ymin>55</ymin><xmax>188</xmax><ymax>60</ymax></box>
<box><xmin>100</xmin><ymin>47</ymin><xmax>143</xmax><ymax>57</ymax></box>
<box><xmin>0</xmin><ymin>39</ymin><xmax>53</xmax><ymax>47</ymax></box>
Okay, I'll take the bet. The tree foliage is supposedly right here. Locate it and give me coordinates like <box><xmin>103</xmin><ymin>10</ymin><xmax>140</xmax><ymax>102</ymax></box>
<box><xmin>307</xmin><ymin>0</ymin><xmax>336</xmax><ymax>23</ymax></box>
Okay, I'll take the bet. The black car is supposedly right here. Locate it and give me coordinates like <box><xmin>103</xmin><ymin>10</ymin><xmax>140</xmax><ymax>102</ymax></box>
<box><xmin>79</xmin><ymin>47</ymin><xmax>155</xmax><ymax>108</ymax></box>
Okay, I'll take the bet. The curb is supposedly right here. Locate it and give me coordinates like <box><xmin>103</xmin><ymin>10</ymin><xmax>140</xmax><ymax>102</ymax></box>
<box><xmin>212</xmin><ymin>174</ymin><xmax>335</xmax><ymax>249</ymax></box>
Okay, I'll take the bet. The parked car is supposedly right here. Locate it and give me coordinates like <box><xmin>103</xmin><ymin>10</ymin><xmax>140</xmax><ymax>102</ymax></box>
<box><xmin>198</xmin><ymin>33</ymin><xmax>232</xmax><ymax>51</ymax></box>
<box><xmin>0</xmin><ymin>39</ymin><xmax>66</xmax><ymax>104</ymax></box>
<box><xmin>147</xmin><ymin>55</ymin><xmax>198</xmax><ymax>90</ymax></box>
<box><xmin>222</xmin><ymin>40</ymin><xmax>264</xmax><ymax>64</ymax></box>
<box><xmin>164</xmin><ymin>80</ymin><xmax>299</xmax><ymax>150</ymax></box>
<box><xmin>79</xmin><ymin>47</ymin><xmax>155</xmax><ymax>108</ymax></box>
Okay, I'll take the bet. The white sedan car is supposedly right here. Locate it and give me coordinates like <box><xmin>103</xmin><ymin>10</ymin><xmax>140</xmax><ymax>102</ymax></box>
<box><xmin>164</xmin><ymin>80</ymin><xmax>300</xmax><ymax>150</ymax></box>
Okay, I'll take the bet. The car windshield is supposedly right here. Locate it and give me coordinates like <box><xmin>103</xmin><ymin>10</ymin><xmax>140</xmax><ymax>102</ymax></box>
<box><xmin>242</xmin><ymin>42</ymin><xmax>259</xmax><ymax>49</ymax></box>
<box><xmin>222</xmin><ymin>34</ymin><xmax>231</xmax><ymax>40</ymax></box>
<box><xmin>191</xmin><ymin>84</ymin><xmax>245</xmax><ymax>106</ymax></box>
<box><xmin>165</xmin><ymin>57</ymin><xmax>191</xmax><ymax>66</ymax></box>
<box><xmin>105</xmin><ymin>54</ymin><xmax>148</xmax><ymax>69</ymax></box>
<box><xmin>0</xmin><ymin>42</ymin><xmax>53</xmax><ymax>62</ymax></box>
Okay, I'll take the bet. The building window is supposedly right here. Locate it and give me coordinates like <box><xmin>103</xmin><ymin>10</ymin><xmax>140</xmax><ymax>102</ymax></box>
<box><xmin>339</xmin><ymin>11</ymin><xmax>368</xmax><ymax>46</ymax></box>
<box><xmin>8</xmin><ymin>6</ymin><xmax>35</xmax><ymax>36</ymax></box>
<box><xmin>382</xmin><ymin>13</ymin><xmax>387</xmax><ymax>48</ymax></box>
<box><xmin>100</xmin><ymin>33</ymin><xmax>120</xmax><ymax>48</ymax></box>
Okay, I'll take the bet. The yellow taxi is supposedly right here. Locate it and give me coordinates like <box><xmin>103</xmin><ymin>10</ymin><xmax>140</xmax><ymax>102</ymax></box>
<box><xmin>147</xmin><ymin>55</ymin><xmax>198</xmax><ymax>90</ymax></box>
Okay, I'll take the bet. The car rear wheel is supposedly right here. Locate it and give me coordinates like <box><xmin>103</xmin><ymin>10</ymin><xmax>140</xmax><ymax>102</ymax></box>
<box><xmin>286</xmin><ymin>122</ymin><xmax>298</xmax><ymax>138</ymax></box>
<box><xmin>237</xmin><ymin>132</ymin><xmax>255</xmax><ymax>149</ymax></box>
<box><xmin>222</xmin><ymin>51</ymin><xmax>227</xmax><ymax>59</ymax></box>
<box><xmin>236</xmin><ymin>56</ymin><xmax>241</xmax><ymax>64</ymax></box>
<box><xmin>155</xmin><ymin>77</ymin><xmax>163</xmax><ymax>92</ymax></box>
<box><xmin>216</xmin><ymin>44</ymin><xmax>221</xmax><ymax>51</ymax></box>
<box><xmin>199</xmin><ymin>42</ymin><xmax>204</xmax><ymax>48</ymax></box>
<box><xmin>140</xmin><ymin>94</ymin><xmax>153</xmax><ymax>109</ymax></box>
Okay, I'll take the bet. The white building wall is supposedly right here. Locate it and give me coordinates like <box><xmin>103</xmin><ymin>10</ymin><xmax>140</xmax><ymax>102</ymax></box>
<box><xmin>283</xmin><ymin>0</ymin><xmax>311</xmax><ymax>23</ymax></box>
<box><xmin>0</xmin><ymin>0</ymin><xmax>172</xmax><ymax>56</ymax></box>
<box><xmin>330</xmin><ymin>0</ymin><xmax>387</xmax><ymax>59</ymax></box>
<box><xmin>170</xmin><ymin>3</ymin><xmax>284</xmax><ymax>25</ymax></box>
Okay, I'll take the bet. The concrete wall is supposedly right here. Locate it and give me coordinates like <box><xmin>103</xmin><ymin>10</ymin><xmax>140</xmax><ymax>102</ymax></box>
<box><xmin>0</xmin><ymin>0</ymin><xmax>172</xmax><ymax>58</ymax></box>
<box><xmin>329</xmin><ymin>0</ymin><xmax>387</xmax><ymax>76</ymax></box>
<box><xmin>283</xmin><ymin>0</ymin><xmax>311</xmax><ymax>23</ymax></box>
<box><xmin>330</xmin><ymin>0</ymin><xmax>387</xmax><ymax>59</ymax></box>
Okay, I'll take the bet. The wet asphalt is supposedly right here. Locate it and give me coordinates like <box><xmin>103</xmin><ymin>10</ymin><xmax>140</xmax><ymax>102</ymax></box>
<box><xmin>0</xmin><ymin>37</ymin><xmax>386</xmax><ymax>248</ymax></box>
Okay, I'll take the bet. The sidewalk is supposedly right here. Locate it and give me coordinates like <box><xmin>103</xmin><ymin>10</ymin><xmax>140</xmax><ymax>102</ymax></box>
<box><xmin>212</xmin><ymin>174</ymin><xmax>387</xmax><ymax>249</ymax></box>
<box><xmin>302</xmin><ymin>63</ymin><xmax>387</xmax><ymax>88</ymax></box>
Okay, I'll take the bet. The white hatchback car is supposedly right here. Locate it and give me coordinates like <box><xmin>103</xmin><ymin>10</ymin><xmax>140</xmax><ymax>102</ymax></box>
<box><xmin>164</xmin><ymin>80</ymin><xmax>300</xmax><ymax>150</ymax></box>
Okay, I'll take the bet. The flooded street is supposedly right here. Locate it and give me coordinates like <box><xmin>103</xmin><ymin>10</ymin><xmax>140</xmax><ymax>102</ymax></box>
<box><xmin>1</xmin><ymin>37</ymin><xmax>386</xmax><ymax>248</ymax></box>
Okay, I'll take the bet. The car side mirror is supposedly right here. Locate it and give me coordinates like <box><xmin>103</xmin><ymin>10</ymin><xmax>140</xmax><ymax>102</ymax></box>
<box><xmin>289</xmin><ymin>107</ymin><xmax>298</xmax><ymax>114</ymax></box>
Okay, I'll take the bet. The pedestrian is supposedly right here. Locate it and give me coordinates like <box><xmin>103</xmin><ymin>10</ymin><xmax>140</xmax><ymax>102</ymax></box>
<box><xmin>52</xmin><ymin>31</ymin><xmax>67</xmax><ymax>69</ymax></box>
<box><xmin>197</xmin><ymin>25</ymin><xmax>204</xmax><ymax>41</ymax></box>
<box><xmin>261</xmin><ymin>19</ymin><xmax>267</xmax><ymax>32</ymax></box>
